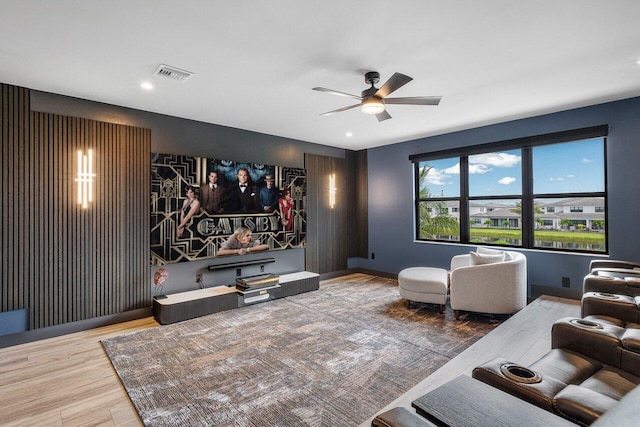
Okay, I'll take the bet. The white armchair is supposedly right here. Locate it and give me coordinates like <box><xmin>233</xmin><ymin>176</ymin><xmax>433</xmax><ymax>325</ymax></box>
<box><xmin>449</xmin><ymin>250</ymin><xmax>527</xmax><ymax>320</ymax></box>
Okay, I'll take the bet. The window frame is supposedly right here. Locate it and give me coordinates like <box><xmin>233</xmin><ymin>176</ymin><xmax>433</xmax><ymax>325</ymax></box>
<box><xmin>410</xmin><ymin>125</ymin><xmax>608</xmax><ymax>254</ymax></box>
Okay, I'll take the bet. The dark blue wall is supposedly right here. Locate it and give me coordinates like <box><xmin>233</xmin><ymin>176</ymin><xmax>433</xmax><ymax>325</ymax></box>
<box><xmin>353</xmin><ymin>96</ymin><xmax>640</xmax><ymax>294</ymax></box>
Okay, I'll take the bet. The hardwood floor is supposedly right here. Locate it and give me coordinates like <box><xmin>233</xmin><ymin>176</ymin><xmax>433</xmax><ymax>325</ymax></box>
<box><xmin>0</xmin><ymin>317</ymin><xmax>158</xmax><ymax>426</ymax></box>
<box><xmin>0</xmin><ymin>276</ymin><xmax>579</xmax><ymax>427</ymax></box>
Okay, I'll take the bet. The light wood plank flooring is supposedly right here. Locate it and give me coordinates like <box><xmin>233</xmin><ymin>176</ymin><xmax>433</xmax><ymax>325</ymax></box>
<box><xmin>0</xmin><ymin>276</ymin><xmax>579</xmax><ymax>427</ymax></box>
<box><xmin>0</xmin><ymin>317</ymin><xmax>159</xmax><ymax>426</ymax></box>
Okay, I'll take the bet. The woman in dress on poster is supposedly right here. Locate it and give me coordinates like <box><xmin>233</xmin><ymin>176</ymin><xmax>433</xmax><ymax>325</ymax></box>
<box><xmin>177</xmin><ymin>185</ymin><xmax>201</xmax><ymax>238</ymax></box>
<box><xmin>279</xmin><ymin>189</ymin><xmax>294</xmax><ymax>231</ymax></box>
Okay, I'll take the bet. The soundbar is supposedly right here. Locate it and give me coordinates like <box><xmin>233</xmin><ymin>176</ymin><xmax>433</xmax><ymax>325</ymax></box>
<box><xmin>207</xmin><ymin>257</ymin><xmax>276</xmax><ymax>271</ymax></box>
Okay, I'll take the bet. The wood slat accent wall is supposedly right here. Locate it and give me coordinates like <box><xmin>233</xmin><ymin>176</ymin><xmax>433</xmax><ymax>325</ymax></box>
<box><xmin>1</xmin><ymin>84</ymin><xmax>151</xmax><ymax>330</ymax></box>
<box><xmin>346</xmin><ymin>150</ymin><xmax>368</xmax><ymax>258</ymax></box>
<box><xmin>305</xmin><ymin>153</ymin><xmax>348</xmax><ymax>274</ymax></box>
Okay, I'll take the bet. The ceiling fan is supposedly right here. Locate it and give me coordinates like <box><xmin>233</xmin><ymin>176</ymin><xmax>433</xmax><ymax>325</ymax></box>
<box><xmin>312</xmin><ymin>71</ymin><xmax>441</xmax><ymax>122</ymax></box>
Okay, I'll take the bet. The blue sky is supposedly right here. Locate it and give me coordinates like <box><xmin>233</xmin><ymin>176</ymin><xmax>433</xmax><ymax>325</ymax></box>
<box><xmin>419</xmin><ymin>138</ymin><xmax>604</xmax><ymax>198</ymax></box>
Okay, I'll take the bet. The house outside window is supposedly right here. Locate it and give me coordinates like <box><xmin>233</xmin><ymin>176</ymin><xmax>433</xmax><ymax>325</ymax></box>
<box><xmin>412</xmin><ymin>127</ymin><xmax>607</xmax><ymax>253</ymax></box>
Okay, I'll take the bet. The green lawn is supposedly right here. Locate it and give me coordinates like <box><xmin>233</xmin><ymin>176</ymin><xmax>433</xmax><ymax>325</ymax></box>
<box><xmin>470</xmin><ymin>228</ymin><xmax>605</xmax><ymax>244</ymax></box>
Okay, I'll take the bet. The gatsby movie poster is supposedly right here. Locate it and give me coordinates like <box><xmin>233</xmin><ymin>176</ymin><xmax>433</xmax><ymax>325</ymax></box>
<box><xmin>151</xmin><ymin>153</ymin><xmax>306</xmax><ymax>265</ymax></box>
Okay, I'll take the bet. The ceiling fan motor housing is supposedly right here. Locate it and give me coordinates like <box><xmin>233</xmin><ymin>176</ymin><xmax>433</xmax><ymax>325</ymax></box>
<box><xmin>364</xmin><ymin>71</ymin><xmax>380</xmax><ymax>86</ymax></box>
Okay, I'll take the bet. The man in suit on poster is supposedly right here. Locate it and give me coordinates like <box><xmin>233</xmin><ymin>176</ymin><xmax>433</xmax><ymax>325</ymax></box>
<box><xmin>201</xmin><ymin>170</ymin><xmax>226</xmax><ymax>214</ymax></box>
<box><xmin>227</xmin><ymin>167</ymin><xmax>258</xmax><ymax>213</ymax></box>
<box><xmin>259</xmin><ymin>174</ymin><xmax>279</xmax><ymax>213</ymax></box>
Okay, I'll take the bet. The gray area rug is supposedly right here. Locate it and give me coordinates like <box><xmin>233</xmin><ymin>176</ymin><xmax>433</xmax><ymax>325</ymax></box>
<box><xmin>102</xmin><ymin>274</ymin><xmax>501</xmax><ymax>426</ymax></box>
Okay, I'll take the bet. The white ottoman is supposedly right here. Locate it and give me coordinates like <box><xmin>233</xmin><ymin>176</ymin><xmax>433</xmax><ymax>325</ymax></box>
<box><xmin>398</xmin><ymin>267</ymin><xmax>449</xmax><ymax>313</ymax></box>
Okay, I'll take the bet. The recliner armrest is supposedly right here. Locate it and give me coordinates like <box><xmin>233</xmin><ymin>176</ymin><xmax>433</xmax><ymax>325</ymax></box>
<box><xmin>552</xmin><ymin>317</ymin><xmax>624</xmax><ymax>368</ymax></box>
<box><xmin>583</xmin><ymin>273</ymin><xmax>640</xmax><ymax>296</ymax></box>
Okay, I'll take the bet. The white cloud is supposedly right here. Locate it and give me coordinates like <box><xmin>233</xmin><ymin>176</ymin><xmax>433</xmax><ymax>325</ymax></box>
<box><xmin>567</xmin><ymin>174</ymin><xmax>575</xmax><ymax>178</ymax></box>
<box><xmin>582</xmin><ymin>157</ymin><xmax>592</xmax><ymax>163</ymax></box>
<box><xmin>424</xmin><ymin>168</ymin><xmax>450</xmax><ymax>185</ymax></box>
<box><xmin>498</xmin><ymin>176</ymin><xmax>516</xmax><ymax>185</ymax></box>
<box><xmin>469</xmin><ymin>163</ymin><xmax>493</xmax><ymax>174</ymax></box>
<box><xmin>468</xmin><ymin>152</ymin><xmax>521</xmax><ymax>174</ymax></box>
<box><xmin>549</xmin><ymin>176</ymin><xmax>564</xmax><ymax>182</ymax></box>
<box><xmin>443</xmin><ymin>163</ymin><xmax>460</xmax><ymax>174</ymax></box>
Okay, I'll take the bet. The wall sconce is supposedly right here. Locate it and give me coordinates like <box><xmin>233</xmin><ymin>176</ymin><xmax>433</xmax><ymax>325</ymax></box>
<box><xmin>329</xmin><ymin>174</ymin><xmax>336</xmax><ymax>209</ymax></box>
<box><xmin>75</xmin><ymin>149</ymin><xmax>95</xmax><ymax>209</ymax></box>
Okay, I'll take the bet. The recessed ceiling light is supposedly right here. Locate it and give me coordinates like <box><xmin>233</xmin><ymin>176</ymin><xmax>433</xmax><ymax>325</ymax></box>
<box><xmin>346</xmin><ymin>132</ymin><xmax>353</xmax><ymax>137</ymax></box>
<box><xmin>141</xmin><ymin>81</ymin><xmax>154</xmax><ymax>90</ymax></box>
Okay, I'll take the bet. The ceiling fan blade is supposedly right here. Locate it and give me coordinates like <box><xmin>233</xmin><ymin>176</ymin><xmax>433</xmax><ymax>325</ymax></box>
<box><xmin>375</xmin><ymin>110</ymin><xmax>392</xmax><ymax>122</ymax></box>
<box><xmin>384</xmin><ymin>96</ymin><xmax>442</xmax><ymax>106</ymax></box>
<box><xmin>319</xmin><ymin>104</ymin><xmax>360</xmax><ymax>116</ymax></box>
<box><xmin>375</xmin><ymin>72</ymin><xmax>413</xmax><ymax>98</ymax></box>
<box><xmin>312</xmin><ymin>87</ymin><xmax>362</xmax><ymax>100</ymax></box>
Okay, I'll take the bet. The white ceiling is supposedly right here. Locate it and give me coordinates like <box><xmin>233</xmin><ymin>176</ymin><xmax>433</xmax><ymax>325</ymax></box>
<box><xmin>1</xmin><ymin>1</ymin><xmax>639</xmax><ymax>150</ymax></box>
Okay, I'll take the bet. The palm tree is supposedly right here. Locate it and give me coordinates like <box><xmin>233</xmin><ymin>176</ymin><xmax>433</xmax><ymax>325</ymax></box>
<box><xmin>418</xmin><ymin>166</ymin><xmax>460</xmax><ymax>238</ymax></box>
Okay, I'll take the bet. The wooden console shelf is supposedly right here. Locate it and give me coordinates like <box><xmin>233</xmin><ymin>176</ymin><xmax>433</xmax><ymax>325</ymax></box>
<box><xmin>153</xmin><ymin>271</ymin><xmax>320</xmax><ymax>325</ymax></box>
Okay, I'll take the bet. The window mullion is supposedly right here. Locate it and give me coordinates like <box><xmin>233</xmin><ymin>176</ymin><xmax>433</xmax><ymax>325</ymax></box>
<box><xmin>521</xmin><ymin>148</ymin><xmax>533</xmax><ymax>247</ymax></box>
<box><xmin>460</xmin><ymin>156</ymin><xmax>470</xmax><ymax>242</ymax></box>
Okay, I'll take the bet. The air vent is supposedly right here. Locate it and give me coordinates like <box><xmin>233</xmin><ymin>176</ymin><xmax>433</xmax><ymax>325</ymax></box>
<box><xmin>153</xmin><ymin>64</ymin><xmax>194</xmax><ymax>82</ymax></box>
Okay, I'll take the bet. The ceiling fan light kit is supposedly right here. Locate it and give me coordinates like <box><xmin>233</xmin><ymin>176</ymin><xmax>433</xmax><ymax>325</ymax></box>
<box><xmin>361</xmin><ymin>97</ymin><xmax>385</xmax><ymax>115</ymax></box>
<box><xmin>313</xmin><ymin>71</ymin><xmax>441</xmax><ymax>122</ymax></box>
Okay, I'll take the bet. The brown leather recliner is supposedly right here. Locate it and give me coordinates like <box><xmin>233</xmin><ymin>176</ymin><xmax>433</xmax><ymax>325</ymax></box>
<box><xmin>472</xmin><ymin>316</ymin><xmax>640</xmax><ymax>426</ymax></box>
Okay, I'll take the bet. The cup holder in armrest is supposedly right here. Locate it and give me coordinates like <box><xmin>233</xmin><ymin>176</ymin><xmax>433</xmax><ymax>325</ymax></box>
<box><xmin>499</xmin><ymin>364</ymin><xmax>542</xmax><ymax>384</ymax></box>
<box><xmin>596</xmin><ymin>292</ymin><xmax>620</xmax><ymax>299</ymax></box>
<box><xmin>569</xmin><ymin>318</ymin><xmax>603</xmax><ymax>329</ymax></box>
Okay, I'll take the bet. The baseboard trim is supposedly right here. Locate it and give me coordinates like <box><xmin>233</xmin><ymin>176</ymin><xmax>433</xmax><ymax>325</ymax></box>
<box><xmin>319</xmin><ymin>268</ymin><xmax>398</xmax><ymax>281</ymax></box>
<box><xmin>349</xmin><ymin>268</ymin><xmax>398</xmax><ymax>280</ymax></box>
<box><xmin>0</xmin><ymin>307</ymin><xmax>152</xmax><ymax>349</ymax></box>
<box><xmin>530</xmin><ymin>284</ymin><xmax>582</xmax><ymax>301</ymax></box>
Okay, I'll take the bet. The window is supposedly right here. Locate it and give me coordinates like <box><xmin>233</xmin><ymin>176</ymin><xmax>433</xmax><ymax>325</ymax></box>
<box><xmin>468</xmin><ymin>149</ymin><xmax>522</xmax><ymax>245</ymax></box>
<box><xmin>412</xmin><ymin>126</ymin><xmax>608</xmax><ymax>253</ymax></box>
<box><xmin>416</xmin><ymin>157</ymin><xmax>460</xmax><ymax>242</ymax></box>
<box><xmin>532</xmin><ymin>137</ymin><xmax>606</xmax><ymax>252</ymax></box>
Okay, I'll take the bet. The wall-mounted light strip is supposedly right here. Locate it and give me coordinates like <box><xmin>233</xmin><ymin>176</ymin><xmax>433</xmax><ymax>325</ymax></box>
<box><xmin>75</xmin><ymin>149</ymin><xmax>95</xmax><ymax>209</ymax></box>
<box><xmin>329</xmin><ymin>174</ymin><xmax>336</xmax><ymax>209</ymax></box>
